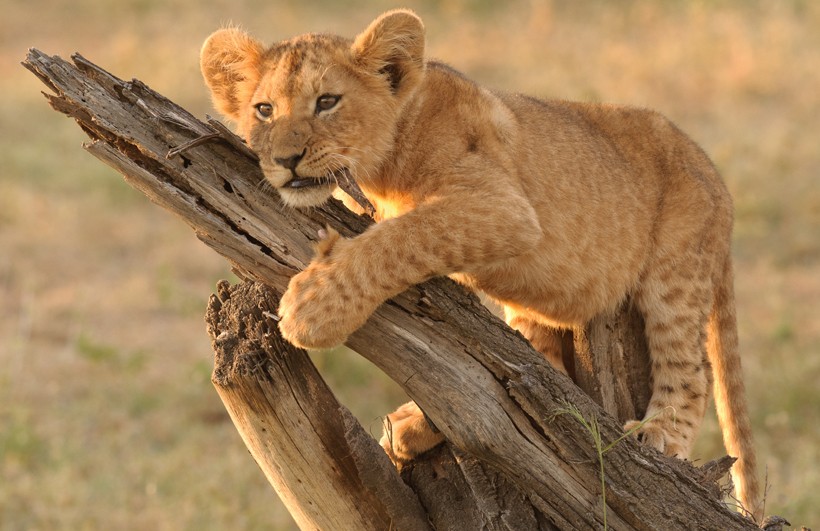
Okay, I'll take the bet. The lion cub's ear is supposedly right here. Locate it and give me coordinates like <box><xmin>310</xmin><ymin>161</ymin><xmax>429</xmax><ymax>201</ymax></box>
<box><xmin>200</xmin><ymin>27</ymin><xmax>265</xmax><ymax>121</ymax></box>
<box><xmin>352</xmin><ymin>9</ymin><xmax>425</xmax><ymax>98</ymax></box>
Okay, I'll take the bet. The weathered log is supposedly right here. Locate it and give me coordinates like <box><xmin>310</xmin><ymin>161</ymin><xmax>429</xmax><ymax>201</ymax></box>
<box><xmin>23</xmin><ymin>49</ymin><xmax>758</xmax><ymax>530</ymax></box>
<box><xmin>572</xmin><ymin>303</ymin><xmax>652</xmax><ymax>423</ymax></box>
<box><xmin>206</xmin><ymin>280</ymin><xmax>431</xmax><ymax>531</ymax></box>
<box><xmin>208</xmin><ymin>279</ymin><xmax>559</xmax><ymax>529</ymax></box>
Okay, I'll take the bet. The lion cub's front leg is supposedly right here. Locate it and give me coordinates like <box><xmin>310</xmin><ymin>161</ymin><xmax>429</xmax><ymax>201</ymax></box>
<box><xmin>278</xmin><ymin>194</ymin><xmax>542</xmax><ymax>350</ymax></box>
<box><xmin>380</xmin><ymin>401</ymin><xmax>445</xmax><ymax>465</ymax></box>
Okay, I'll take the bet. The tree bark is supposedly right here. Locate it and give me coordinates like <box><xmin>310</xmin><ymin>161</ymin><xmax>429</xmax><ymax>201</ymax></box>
<box><xmin>23</xmin><ymin>49</ymin><xmax>757</xmax><ymax>530</ymax></box>
<box><xmin>572</xmin><ymin>303</ymin><xmax>652</xmax><ymax>423</ymax></box>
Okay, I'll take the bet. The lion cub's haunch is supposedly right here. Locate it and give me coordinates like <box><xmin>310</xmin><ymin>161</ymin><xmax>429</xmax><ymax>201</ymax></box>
<box><xmin>201</xmin><ymin>9</ymin><xmax>760</xmax><ymax>519</ymax></box>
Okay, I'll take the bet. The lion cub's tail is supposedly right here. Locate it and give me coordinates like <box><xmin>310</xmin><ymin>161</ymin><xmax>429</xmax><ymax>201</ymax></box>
<box><xmin>707</xmin><ymin>253</ymin><xmax>762</xmax><ymax>521</ymax></box>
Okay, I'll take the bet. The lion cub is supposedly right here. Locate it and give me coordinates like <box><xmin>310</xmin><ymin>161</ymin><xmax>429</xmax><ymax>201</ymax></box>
<box><xmin>201</xmin><ymin>9</ymin><xmax>760</xmax><ymax>519</ymax></box>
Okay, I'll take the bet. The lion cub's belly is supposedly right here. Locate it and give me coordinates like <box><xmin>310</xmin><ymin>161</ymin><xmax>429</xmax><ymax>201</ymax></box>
<box><xmin>453</xmin><ymin>246</ymin><xmax>640</xmax><ymax>326</ymax></box>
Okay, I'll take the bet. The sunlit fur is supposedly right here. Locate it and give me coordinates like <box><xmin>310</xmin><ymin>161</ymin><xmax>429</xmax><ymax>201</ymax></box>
<box><xmin>201</xmin><ymin>9</ymin><xmax>761</xmax><ymax>520</ymax></box>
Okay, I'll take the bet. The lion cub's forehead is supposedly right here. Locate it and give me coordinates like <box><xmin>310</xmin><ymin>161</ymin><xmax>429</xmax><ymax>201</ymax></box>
<box><xmin>259</xmin><ymin>34</ymin><xmax>353</xmax><ymax>97</ymax></box>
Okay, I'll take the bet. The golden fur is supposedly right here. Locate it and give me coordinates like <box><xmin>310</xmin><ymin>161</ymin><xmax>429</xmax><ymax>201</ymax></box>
<box><xmin>201</xmin><ymin>10</ymin><xmax>761</xmax><ymax>520</ymax></box>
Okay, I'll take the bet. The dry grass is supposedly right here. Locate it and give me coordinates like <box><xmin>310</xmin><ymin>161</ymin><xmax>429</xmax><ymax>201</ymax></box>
<box><xmin>1</xmin><ymin>1</ymin><xmax>818</xmax><ymax>528</ymax></box>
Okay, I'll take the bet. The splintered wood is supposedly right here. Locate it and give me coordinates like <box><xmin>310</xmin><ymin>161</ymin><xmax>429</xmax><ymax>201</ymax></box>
<box><xmin>336</xmin><ymin>167</ymin><xmax>376</xmax><ymax>217</ymax></box>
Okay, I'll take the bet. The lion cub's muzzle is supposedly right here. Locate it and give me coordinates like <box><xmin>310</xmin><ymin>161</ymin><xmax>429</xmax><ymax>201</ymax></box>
<box><xmin>273</xmin><ymin>148</ymin><xmax>337</xmax><ymax>190</ymax></box>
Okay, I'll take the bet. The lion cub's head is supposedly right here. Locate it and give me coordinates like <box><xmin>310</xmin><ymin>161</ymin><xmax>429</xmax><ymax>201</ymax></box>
<box><xmin>200</xmin><ymin>10</ymin><xmax>425</xmax><ymax>208</ymax></box>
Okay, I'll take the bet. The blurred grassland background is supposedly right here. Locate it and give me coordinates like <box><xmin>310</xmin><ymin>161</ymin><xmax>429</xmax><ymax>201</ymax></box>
<box><xmin>1</xmin><ymin>0</ymin><xmax>818</xmax><ymax>529</ymax></box>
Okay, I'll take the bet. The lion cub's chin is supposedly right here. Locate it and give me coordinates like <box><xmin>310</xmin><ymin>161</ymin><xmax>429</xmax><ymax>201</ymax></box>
<box><xmin>277</xmin><ymin>185</ymin><xmax>336</xmax><ymax>209</ymax></box>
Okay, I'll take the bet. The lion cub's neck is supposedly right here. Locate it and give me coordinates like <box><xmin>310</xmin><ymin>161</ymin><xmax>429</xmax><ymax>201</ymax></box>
<box><xmin>358</xmin><ymin>63</ymin><xmax>486</xmax><ymax>222</ymax></box>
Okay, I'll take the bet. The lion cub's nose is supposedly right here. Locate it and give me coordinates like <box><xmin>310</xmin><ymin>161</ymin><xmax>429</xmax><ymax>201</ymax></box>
<box><xmin>274</xmin><ymin>151</ymin><xmax>304</xmax><ymax>171</ymax></box>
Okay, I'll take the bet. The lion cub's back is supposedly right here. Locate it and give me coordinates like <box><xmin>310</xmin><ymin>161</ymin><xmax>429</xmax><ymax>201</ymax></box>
<box><xmin>484</xmin><ymin>94</ymin><xmax>731</xmax><ymax>320</ymax></box>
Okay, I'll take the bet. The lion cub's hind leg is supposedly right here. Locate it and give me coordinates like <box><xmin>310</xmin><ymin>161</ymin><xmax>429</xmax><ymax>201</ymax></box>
<box><xmin>627</xmin><ymin>254</ymin><xmax>714</xmax><ymax>458</ymax></box>
<box><xmin>380</xmin><ymin>401</ymin><xmax>445</xmax><ymax>466</ymax></box>
<box><xmin>505</xmin><ymin>310</ymin><xmax>569</xmax><ymax>375</ymax></box>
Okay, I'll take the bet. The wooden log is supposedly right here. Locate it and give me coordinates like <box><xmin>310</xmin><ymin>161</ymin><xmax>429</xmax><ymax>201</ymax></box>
<box><xmin>206</xmin><ymin>280</ymin><xmax>431</xmax><ymax>531</ymax></box>
<box><xmin>572</xmin><ymin>301</ymin><xmax>652</xmax><ymax>423</ymax></box>
<box><xmin>22</xmin><ymin>49</ymin><xmax>759</xmax><ymax>530</ymax></box>
<box><xmin>208</xmin><ymin>279</ymin><xmax>559</xmax><ymax>530</ymax></box>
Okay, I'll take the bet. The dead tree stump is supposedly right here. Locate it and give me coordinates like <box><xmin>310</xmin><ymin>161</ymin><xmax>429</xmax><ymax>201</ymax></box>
<box><xmin>23</xmin><ymin>49</ymin><xmax>759</xmax><ymax>530</ymax></box>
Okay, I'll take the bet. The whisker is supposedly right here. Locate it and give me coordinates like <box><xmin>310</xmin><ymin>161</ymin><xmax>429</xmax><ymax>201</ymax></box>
<box><xmin>319</xmin><ymin>63</ymin><xmax>339</xmax><ymax>83</ymax></box>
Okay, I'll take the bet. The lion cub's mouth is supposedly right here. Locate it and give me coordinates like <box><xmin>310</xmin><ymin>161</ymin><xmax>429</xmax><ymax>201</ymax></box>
<box><xmin>282</xmin><ymin>166</ymin><xmax>346</xmax><ymax>189</ymax></box>
<box><xmin>282</xmin><ymin>176</ymin><xmax>332</xmax><ymax>189</ymax></box>
<box><xmin>281</xmin><ymin>167</ymin><xmax>375</xmax><ymax>216</ymax></box>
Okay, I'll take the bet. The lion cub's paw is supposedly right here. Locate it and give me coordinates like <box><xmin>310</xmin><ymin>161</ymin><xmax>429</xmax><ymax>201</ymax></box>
<box><xmin>277</xmin><ymin>228</ymin><xmax>368</xmax><ymax>349</ymax></box>
<box><xmin>380</xmin><ymin>401</ymin><xmax>446</xmax><ymax>466</ymax></box>
<box><xmin>623</xmin><ymin>413</ymin><xmax>690</xmax><ymax>458</ymax></box>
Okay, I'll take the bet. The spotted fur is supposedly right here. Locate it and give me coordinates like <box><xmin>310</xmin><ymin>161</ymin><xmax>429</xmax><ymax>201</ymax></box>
<box><xmin>201</xmin><ymin>10</ymin><xmax>761</xmax><ymax>519</ymax></box>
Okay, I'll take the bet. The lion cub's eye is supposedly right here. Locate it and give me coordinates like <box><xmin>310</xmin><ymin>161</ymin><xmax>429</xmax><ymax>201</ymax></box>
<box><xmin>255</xmin><ymin>103</ymin><xmax>273</xmax><ymax>121</ymax></box>
<box><xmin>315</xmin><ymin>94</ymin><xmax>341</xmax><ymax>114</ymax></box>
